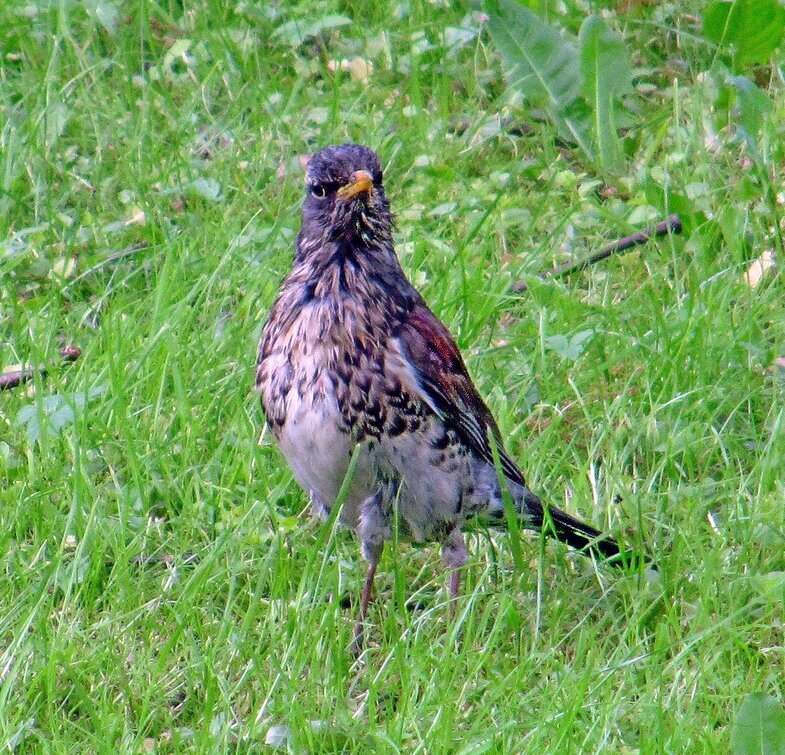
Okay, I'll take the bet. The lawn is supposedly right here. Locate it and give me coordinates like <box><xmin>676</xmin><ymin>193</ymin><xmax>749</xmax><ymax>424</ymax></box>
<box><xmin>1</xmin><ymin>0</ymin><xmax>784</xmax><ymax>751</ymax></box>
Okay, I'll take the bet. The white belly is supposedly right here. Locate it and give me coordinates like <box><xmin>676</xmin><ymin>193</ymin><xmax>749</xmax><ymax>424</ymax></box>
<box><xmin>277</xmin><ymin>392</ymin><xmax>376</xmax><ymax>529</ymax></box>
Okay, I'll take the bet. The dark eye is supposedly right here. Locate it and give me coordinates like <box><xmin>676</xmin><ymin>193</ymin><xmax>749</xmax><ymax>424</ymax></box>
<box><xmin>310</xmin><ymin>184</ymin><xmax>327</xmax><ymax>198</ymax></box>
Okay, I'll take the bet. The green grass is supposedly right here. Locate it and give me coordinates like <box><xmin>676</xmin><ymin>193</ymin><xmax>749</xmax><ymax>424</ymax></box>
<box><xmin>2</xmin><ymin>1</ymin><xmax>785</xmax><ymax>751</ymax></box>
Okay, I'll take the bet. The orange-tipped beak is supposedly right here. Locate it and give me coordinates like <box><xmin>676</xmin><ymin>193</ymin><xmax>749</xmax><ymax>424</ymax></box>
<box><xmin>336</xmin><ymin>170</ymin><xmax>374</xmax><ymax>199</ymax></box>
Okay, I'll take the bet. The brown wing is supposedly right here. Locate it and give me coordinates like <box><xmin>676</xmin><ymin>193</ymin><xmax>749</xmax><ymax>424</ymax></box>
<box><xmin>395</xmin><ymin>302</ymin><xmax>529</xmax><ymax>488</ymax></box>
<box><xmin>396</xmin><ymin>304</ymin><xmax>634</xmax><ymax>565</ymax></box>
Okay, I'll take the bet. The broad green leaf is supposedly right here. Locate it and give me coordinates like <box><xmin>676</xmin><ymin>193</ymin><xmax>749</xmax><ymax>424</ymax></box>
<box><xmin>164</xmin><ymin>39</ymin><xmax>193</xmax><ymax>66</ymax></box>
<box><xmin>84</xmin><ymin>0</ymin><xmax>120</xmax><ymax>35</ymax></box>
<box><xmin>730</xmin><ymin>693</ymin><xmax>785</xmax><ymax>755</ymax></box>
<box><xmin>750</xmin><ymin>570</ymin><xmax>785</xmax><ymax>600</ymax></box>
<box><xmin>44</xmin><ymin>101</ymin><xmax>70</xmax><ymax>148</ymax></box>
<box><xmin>644</xmin><ymin>182</ymin><xmax>705</xmax><ymax>233</ymax></box>
<box><xmin>15</xmin><ymin>386</ymin><xmax>107</xmax><ymax>446</ymax></box>
<box><xmin>190</xmin><ymin>178</ymin><xmax>223</xmax><ymax>202</ymax></box>
<box><xmin>553</xmin><ymin>99</ymin><xmax>595</xmax><ymax>162</ymax></box>
<box><xmin>725</xmin><ymin>75</ymin><xmax>772</xmax><ymax>143</ymax></box>
<box><xmin>273</xmin><ymin>14</ymin><xmax>352</xmax><ymax>47</ymax></box>
<box><xmin>484</xmin><ymin>0</ymin><xmax>594</xmax><ymax>160</ymax></box>
<box><xmin>485</xmin><ymin>0</ymin><xmax>579</xmax><ymax>111</ymax></box>
<box><xmin>545</xmin><ymin>330</ymin><xmax>594</xmax><ymax>361</ymax></box>
<box><xmin>160</xmin><ymin>39</ymin><xmax>195</xmax><ymax>78</ymax></box>
<box><xmin>579</xmin><ymin>15</ymin><xmax>631</xmax><ymax>173</ymax></box>
<box><xmin>16</xmin><ymin>405</ymin><xmax>37</xmax><ymax>425</ymax></box>
<box><xmin>704</xmin><ymin>0</ymin><xmax>785</xmax><ymax>66</ymax></box>
<box><xmin>94</xmin><ymin>2</ymin><xmax>120</xmax><ymax>36</ymax></box>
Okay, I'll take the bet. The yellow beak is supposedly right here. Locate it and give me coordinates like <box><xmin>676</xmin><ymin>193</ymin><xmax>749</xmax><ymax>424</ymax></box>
<box><xmin>336</xmin><ymin>170</ymin><xmax>374</xmax><ymax>199</ymax></box>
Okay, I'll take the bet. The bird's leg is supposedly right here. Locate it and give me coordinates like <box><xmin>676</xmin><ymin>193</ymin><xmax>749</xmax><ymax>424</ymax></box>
<box><xmin>351</xmin><ymin>555</ymin><xmax>380</xmax><ymax>653</ymax></box>
<box><xmin>349</xmin><ymin>537</ymin><xmax>384</xmax><ymax>656</ymax></box>
<box><xmin>351</xmin><ymin>491</ymin><xmax>388</xmax><ymax>655</ymax></box>
<box><xmin>442</xmin><ymin>529</ymin><xmax>468</xmax><ymax>620</ymax></box>
<box><xmin>448</xmin><ymin>569</ymin><xmax>461</xmax><ymax>619</ymax></box>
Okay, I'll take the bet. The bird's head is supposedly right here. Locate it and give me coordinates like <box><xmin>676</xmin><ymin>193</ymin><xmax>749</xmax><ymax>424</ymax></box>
<box><xmin>300</xmin><ymin>144</ymin><xmax>392</xmax><ymax>247</ymax></box>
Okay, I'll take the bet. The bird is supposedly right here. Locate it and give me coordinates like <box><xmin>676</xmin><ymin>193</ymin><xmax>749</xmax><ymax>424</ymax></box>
<box><xmin>256</xmin><ymin>143</ymin><xmax>632</xmax><ymax>650</ymax></box>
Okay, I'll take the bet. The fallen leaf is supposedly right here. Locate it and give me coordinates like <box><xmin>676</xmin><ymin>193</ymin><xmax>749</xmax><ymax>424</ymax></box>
<box><xmin>743</xmin><ymin>250</ymin><xmax>776</xmax><ymax>288</ymax></box>
<box><xmin>348</xmin><ymin>56</ymin><xmax>373</xmax><ymax>83</ymax></box>
<box><xmin>265</xmin><ymin>724</ymin><xmax>291</xmax><ymax>747</ymax></box>
<box><xmin>328</xmin><ymin>56</ymin><xmax>373</xmax><ymax>83</ymax></box>
<box><xmin>52</xmin><ymin>255</ymin><xmax>78</xmax><ymax>279</ymax></box>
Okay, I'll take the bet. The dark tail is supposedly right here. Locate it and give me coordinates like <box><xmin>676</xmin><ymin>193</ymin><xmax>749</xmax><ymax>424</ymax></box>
<box><xmin>524</xmin><ymin>491</ymin><xmax>640</xmax><ymax>568</ymax></box>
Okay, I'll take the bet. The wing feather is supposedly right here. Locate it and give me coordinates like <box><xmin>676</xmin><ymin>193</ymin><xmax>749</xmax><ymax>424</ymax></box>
<box><xmin>394</xmin><ymin>303</ymin><xmax>631</xmax><ymax>566</ymax></box>
<box><xmin>395</xmin><ymin>303</ymin><xmax>528</xmax><ymax>488</ymax></box>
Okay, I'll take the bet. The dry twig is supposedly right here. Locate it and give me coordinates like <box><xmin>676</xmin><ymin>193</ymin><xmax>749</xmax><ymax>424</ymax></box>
<box><xmin>512</xmin><ymin>214</ymin><xmax>683</xmax><ymax>293</ymax></box>
<box><xmin>0</xmin><ymin>345</ymin><xmax>81</xmax><ymax>391</ymax></box>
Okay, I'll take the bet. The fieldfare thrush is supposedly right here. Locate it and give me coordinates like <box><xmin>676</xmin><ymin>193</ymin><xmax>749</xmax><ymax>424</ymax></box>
<box><xmin>256</xmin><ymin>144</ymin><xmax>631</xmax><ymax>649</ymax></box>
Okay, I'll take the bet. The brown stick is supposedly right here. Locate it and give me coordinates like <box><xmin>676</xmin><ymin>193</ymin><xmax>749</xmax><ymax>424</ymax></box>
<box><xmin>512</xmin><ymin>214</ymin><xmax>683</xmax><ymax>293</ymax></box>
<box><xmin>0</xmin><ymin>345</ymin><xmax>81</xmax><ymax>391</ymax></box>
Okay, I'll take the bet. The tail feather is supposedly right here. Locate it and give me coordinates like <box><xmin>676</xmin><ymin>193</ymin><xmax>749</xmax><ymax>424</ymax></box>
<box><xmin>544</xmin><ymin>505</ymin><xmax>624</xmax><ymax>561</ymax></box>
<box><xmin>524</xmin><ymin>492</ymin><xmax>637</xmax><ymax>568</ymax></box>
